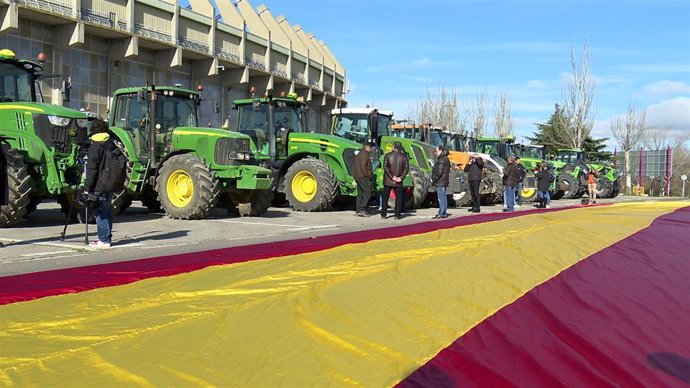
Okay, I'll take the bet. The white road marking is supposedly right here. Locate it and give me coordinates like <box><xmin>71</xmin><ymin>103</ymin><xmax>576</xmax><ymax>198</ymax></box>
<box><xmin>21</xmin><ymin>250</ymin><xmax>75</xmax><ymax>257</ymax></box>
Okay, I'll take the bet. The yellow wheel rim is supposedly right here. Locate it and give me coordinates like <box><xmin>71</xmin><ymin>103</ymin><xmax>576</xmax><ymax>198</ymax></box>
<box><xmin>291</xmin><ymin>171</ymin><xmax>317</xmax><ymax>203</ymax></box>
<box><xmin>521</xmin><ymin>188</ymin><xmax>537</xmax><ymax>199</ymax></box>
<box><xmin>166</xmin><ymin>170</ymin><xmax>194</xmax><ymax>208</ymax></box>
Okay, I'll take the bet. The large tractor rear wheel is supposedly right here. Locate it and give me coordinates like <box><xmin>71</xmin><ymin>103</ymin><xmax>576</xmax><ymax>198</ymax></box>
<box><xmin>558</xmin><ymin>173</ymin><xmax>580</xmax><ymax>199</ymax></box>
<box><xmin>140</xmin><ymin>185</ymin><xmax>163</xmax><ymax>212</ymax></box>
<box><xmin>156</xmin><ymin>154</ymin><xmax>219</xmax><ymax>220</ymax></box>
<box><xmin>389</xmin><ymin>166</ymin><xmax>429</xmax><ymax>210</ymax></box>
<box><xmin>221</xmin><ymin>189</ymin><xmax>273</xmax><ymax>216</ymax></box>
<box><xmin>284</xmin><ymin>158</ymin><xmax>337</xmax><ymax>212</ymax></box>
<box><xmin>0</xmin><ymin>147</ymin><xmax>31</xmax><ymax>227</ymax></box>
<box><xmin>595</xmin><ymin>177</ymin><xmax>613</xmax><ymax>198</ymax></box>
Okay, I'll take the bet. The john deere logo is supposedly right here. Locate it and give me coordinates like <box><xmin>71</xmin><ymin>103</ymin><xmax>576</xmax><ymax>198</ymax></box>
<box><xmin>384</xmin><ymin>143</ymin><xmax>393</xmax><ymax>153</ymax></box>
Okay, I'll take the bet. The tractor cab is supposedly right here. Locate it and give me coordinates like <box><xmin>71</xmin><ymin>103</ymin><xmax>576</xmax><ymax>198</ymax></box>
<box><xmin>390</xmin><ymin>120</ymin><xmax>422</xmax><ymax>141</ymax></box>
<box><xmin>110</xmin><ymin>86</ymin><xmax>201</xmax><ymax>163</ymax></box>
<box><xmin>554</xmin><ymin>149</ymin><xmax>585</xmax><ymax>164</ymax></box>
<box><xmin>330</xmin><ymin>107</ymin><xmax>394</xmax><ymax>146</ymax></box>
<box><xmin>234</xmin><ymin>93</ymin><xmax>306</xmax><ymax>163</ymax></box>
<box><xmin>474</xmin><ymin>137</ymin><xmax>514</xmax><ymax>159</ymax></box>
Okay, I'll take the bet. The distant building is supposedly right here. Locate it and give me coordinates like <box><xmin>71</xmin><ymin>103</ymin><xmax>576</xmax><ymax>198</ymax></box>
<box><xmin>0</xmin><ymin>0</ymin><xmax>346</xmax><ymax>131</ymax></box>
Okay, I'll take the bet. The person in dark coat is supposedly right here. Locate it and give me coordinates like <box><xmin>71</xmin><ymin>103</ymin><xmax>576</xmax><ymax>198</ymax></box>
<box><xmin>464</xmin><ymin>154</ymin><xmax>484</xmax><ymax>213</ymax></box>
<box><xmin>535</xmin><ymin>161</ymin><xmax>551</xmax><ymax>208</ymax></box>
<box><xmin>84</xmin><ymin>119</ymin><xmax>117</xmax><ymax>248</ymax></box>
<box><xmin>381</xmin><ymin>142</ymin><xmax>409</xmax><ymax>220</ymax></box>
<box><xmin>514</xmin><ymin>157</ymin><xmax>527</xmax><ymax>207</ymax></box>
<box><xmin>502</xmin><ymin>156</ymin><xmax>520</xmax><ymax>212</ymax></box>
<box><xmin>432</xmin><ymin>146</ymin><xmax>451</xmax><ymax>219</ymax></box>
<box><xmin>353</xmin><ymin>141</ymin><xmax>374</xmax><ymax>217</ymax></box>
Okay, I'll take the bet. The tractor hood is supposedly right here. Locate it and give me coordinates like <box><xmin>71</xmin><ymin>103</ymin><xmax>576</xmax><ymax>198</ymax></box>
<box><xmin>3</xmin><ymin>102</ymin><xmax>89</xmax><ymax>118</ymax></box>
<box><xmin>172</xmin><ymin>126</ymin><xmax>245</xmax><ymax>139</ymax></box>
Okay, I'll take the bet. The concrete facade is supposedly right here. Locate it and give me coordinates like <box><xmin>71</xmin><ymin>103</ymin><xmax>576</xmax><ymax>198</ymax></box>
<box><xmin>0</xmin><ymin>0</ymin><xmax>345</xmax><ymax>131</ymax></box>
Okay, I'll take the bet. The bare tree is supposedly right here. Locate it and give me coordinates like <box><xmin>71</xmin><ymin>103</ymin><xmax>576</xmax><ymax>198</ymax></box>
<box><xmin>493</xmin><ymin>90</ymin><xmax>513</xmax><ymax>137</ymax></box>
<box><xmin>561</xmin><ymin>39</ymin><xmax>597</xmax><ymax>148</ymax></box>
<box><xmin>643</xmin><ymin>127</ymin><xmax>690</xmax><ymax>151</ymax></box>
<box><xmin>611</xmin><ymin>101</ymin><xmax>647</xmax><ymax>194</ymax></box>
<box><xmin>409</xmin><ymin>84</ymin><xmax>460</xmax><ymax>131</ymax></box>
<box><xmin>472</xmin><ymin>88</ymin><xmax>488</xmax><ymax>137</ymax></box>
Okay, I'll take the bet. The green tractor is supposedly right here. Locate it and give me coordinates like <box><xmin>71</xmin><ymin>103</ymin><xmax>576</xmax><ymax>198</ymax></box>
<box><xmin>0</xmin><ymin>49</ymin><xmax>91</xmax><ymax>227</ymax></box>
<box><xmin>554</xmin><ymin>149</ymin><xmax>619</xmax><ymax>199</ymax></box>
<box><xmin>473</xmin><ymin>136</ymin><xmax>539</xmax><ymax>202</ymax></box>
<box><xmin>108</xmin><ymin>85</ymin><xmax>273</xmax><ymax>219</ymax></box>
<box><xmin>551</xmin><ymin>149</ymin><xmax>589</xmax><ymax>199</ymax></box>
<box><xmin>330</xmin><ymin>108</ymin><xmax>432</xmax><ymax>209</ymax></box>
<box><xmin>231</xmin><ymin>93</ymin><xmax>363</xmax><ymax>211</ymax></box>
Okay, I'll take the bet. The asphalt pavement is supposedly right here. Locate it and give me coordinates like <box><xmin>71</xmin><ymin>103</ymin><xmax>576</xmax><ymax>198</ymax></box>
<box><xmin>0</xmin><ymin>195</ymin><xmax>685</xmax><ymax>276</ymax></box>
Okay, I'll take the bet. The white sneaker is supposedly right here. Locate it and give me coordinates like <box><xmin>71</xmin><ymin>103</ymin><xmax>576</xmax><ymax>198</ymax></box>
<box><xmin>89</xmin><ymin>240</ymin><xmax>111</xmax><ymax>249</ymax></box>
<box><xmin>515</xmin><ymin>204</ymin><xmax>521</xmax><ymax>208</ymax></box>
<box><xmin>546</xmin><ymin>205</ymin><xmax>551</xmax><ymax>208</ymax></box>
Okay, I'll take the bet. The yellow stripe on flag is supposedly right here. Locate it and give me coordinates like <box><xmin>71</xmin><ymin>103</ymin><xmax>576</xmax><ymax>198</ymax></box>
<box><xmin>0</xmin><ymin>201</ymin><xmax>686</xmax><ymax>386</ymax></box>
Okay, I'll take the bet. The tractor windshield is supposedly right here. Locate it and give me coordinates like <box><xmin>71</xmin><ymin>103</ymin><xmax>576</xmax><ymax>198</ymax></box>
<box><xmin>157</xmin><ymin>94</ymin><xmax>199</xmax><ymax>130</ymax></box>
<box><xmin>523</xmin><ymin>146</ymin><xmax>545</xmax><ymax>160</ymax></box>
<box><xmin>555</xmin><ymin>151</ymin><xmax>581</xmax><ymax>164</ymax></box>
<box><xmin>475</xmin><ymin>140</ymin><xmax>500</xmax><ymax>156</ymax></box>
<box><xmin>0</xmin><ymin>62</ymin><xmax>35</xmax><ymax>102</ymax></box>
<box><xmin>332</xmin><ymin>113</ymin><xmax>392</xmax><ymax>143</ymax></box>
<box><xmin>237</xmin><ymin>102</ymin><xmax>302</xmax><ymax>156</ymax></box>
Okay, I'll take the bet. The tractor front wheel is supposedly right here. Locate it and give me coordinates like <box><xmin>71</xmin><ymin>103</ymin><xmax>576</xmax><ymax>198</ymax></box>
<box><xmin>558</xmin><ymin>173</ymin><xmax>580</xmax><ymax>199</ymax></box>
<box><xmin>520</xmin><ymin>187</ymin><xmax>538</xmax><ymax>203</ymax></box>
<box><xmin>595</xmin><ymin>177</ymin><xmax>613</xmax><ymax>198</ymax></box>
<box><xmin>156</xmin><ymin>154</ymin><xmax>219</xmax><ymax>220</ymax></box>
<box><xmin>284</xmin><ymin>158</ymin><xmax>338</xmax><ymax>212</ymax></box>
<box><xmin>0</xmin><ymin>147</ymin><xmax>31</xmax><ymax>227</ymax></box>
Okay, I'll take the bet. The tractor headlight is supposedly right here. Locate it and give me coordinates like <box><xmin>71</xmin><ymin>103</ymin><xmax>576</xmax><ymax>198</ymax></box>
<box><xmin>48</xmin><ymin>115</ymin><xmax>71</xmax><ymax>127</ymax></box>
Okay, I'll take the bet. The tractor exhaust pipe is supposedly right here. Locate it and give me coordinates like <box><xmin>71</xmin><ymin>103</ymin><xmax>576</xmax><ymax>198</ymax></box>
<box><xmin>267</xmin><ymin>95</ymin><xmax>276</xmax><ymax>163</ymax></box>
<box><xmin>149</xmin><ymin>85</ymin><xmax>158</xmax><ymax>168</ymax></box>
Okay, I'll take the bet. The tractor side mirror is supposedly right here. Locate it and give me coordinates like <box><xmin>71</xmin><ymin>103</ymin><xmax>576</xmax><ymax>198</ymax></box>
<box><xmin>252</xmin><ymin>100</ymin><xmax>261</xmax><ymax>111</ymax></box>
<box><xmin>61</xmin><ymin>77</ymin><xmax>71</xmax><ymax>102</ymax></box>
<box><xmin>214</xmin><ymin>101</ymin><xmax>220</xmax><ymax>114</ymax></box>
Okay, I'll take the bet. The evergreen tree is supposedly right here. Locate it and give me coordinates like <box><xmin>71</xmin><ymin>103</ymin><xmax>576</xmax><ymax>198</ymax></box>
<box><xmin>582</xmin><ymin>136</ymin><xmax>613</xmax><ymax>162</ymax></box>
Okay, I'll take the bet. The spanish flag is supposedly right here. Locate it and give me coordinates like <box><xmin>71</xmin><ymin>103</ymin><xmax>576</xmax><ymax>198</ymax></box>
<box><xmin>1</xmin><ymin>202</ymin><xmax>689</xmax><ymax>386</ymax></box>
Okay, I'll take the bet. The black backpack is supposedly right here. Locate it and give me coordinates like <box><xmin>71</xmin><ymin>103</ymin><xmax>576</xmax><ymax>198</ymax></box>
<box><xmin>99</xmin><ymin>140</ymin><xmax>128</xmax><ymax>192</ymax></box>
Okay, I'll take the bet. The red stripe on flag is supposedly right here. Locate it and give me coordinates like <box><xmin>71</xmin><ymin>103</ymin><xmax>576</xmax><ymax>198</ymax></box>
<box><xmin>398</xmin><ymin>206</ymin><xmax>690</xmax><ymax>388</ymax></box>
<box><xmin>0</xmin><ymin>204</ymin><xmax>597</xmax><ymax>305</ymax></box>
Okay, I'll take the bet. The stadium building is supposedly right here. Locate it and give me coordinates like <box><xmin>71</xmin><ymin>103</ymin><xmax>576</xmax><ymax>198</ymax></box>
<box><xmin>0</xmin><ymin>0</ymin><xmax>346</xmax><ymax>130</ymax></box>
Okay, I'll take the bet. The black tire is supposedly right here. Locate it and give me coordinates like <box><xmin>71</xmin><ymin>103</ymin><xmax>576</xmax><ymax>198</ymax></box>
<box><xmin>520</xmin><ymin>186</ymin><xmax>539</xmax><ymax>203</ymax></box>
<box><xmin>284</xmin><ymin>158</ymin><xmax>338</xmax><ymax>212</ymax></box>
<box><xmin>558</xmin><ymin>173</ymin><xmax>580</xmax><ymax>199</ymax></box>
<box><xmin>0</xmin><ymin>147</ymin><xmax>31</xmax><ymax>227</ymax></box>
<box><xmin>595</xmin><ymin>177</ymin><xmax>613</xmax><ymax>198</ymax></box>
<box><xmin>140</xmin><ymin>185</ymin><xmax>163</xmax><ymax>212</ymax></box>
<box><xmin>551</xmin><ymin>190</ymin><xmax>565</xmax><ymax>200</ymax></box>
<box><xmin>451</xmin><ymin>190</ymin><xmax>472</xmax><ymax>207</ymax></box>
<box><xmin>26</xmin><ymin>195</ymin><xmax>41</xmax><ymax>215</ymax></box>
<box><xmin>609</xmin><ymin>179</ymin><xmax>620</xmax><ymax>198</ymax></box>
<box><xmin>221</xmin><ymin>189</ymin><xmax>273</xmax><ymax>216</ymax></box>
<box><xmin>483</xmin><ymin>171</ymin><xmax>503</xmax><ymax>204</ymax></box>
<box><xmin>156</xmin><ymin>154</ymin><xmax>219</xmax><ymax>220</ymax></box>
<box><xmin>408</xmin><ymin>166</ymin><xmax>430</xmax><ymax>209</ymax></box>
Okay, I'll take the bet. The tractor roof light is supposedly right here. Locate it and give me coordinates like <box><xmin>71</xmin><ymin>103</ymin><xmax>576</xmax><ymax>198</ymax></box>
<box><xmin>37</xmin><ymin>52</ymin><xmax>47</xmax><ymax>63</ymax></box>
<box><xmin>279</xmin><ymin>91</ymin><xmax>286</xmax><ymax>97</ymax></box>
<box><xmin>197</xmin><ymin>85</ymin><xmax>204</xmax><ymax>92</ymax></box>
<box><xmin>249</xmin><ymin>86</ymin><xmax>256</xmax><ymax>98</ymax></box>
<box><xmin>0</xmin><ymin>49</ymin><xmax>15</xmax><ymax>59</ymax></box>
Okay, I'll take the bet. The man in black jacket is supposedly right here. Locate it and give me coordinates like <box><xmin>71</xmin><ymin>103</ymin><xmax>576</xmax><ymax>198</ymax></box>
<box><xmin>464</xmin><ymin>154</ymin><xmax>484</xmax><ymax>213</ymax></box>
<box><xmin>381</xmin><ymin>142</ymin><xmax>409</xmax><ymax>220</ymax></box>
<box><xmin>515</xmin><ymin>157</ymin><xmax>527</xmax><ymax>207</ymax></box>
<box><xmin>432</xmin><ymin>146</ymin><xmax>451</xmax><ymax>219</ymax></box>
<box><xmin>535</xmin><ymin>161</ymin><xmax>551</xmax><ymax>208</ymax></box>
<box><xmin>353</xmin><ymin>141</ymin><xmax>373</xmax><ymax>217</ymax></box>
<box><xmin>502</xmin><ymin>156</ymin><xmax>520</xmax><ymax>212</ymax></box>
<box><xmin>84</xmin><ymin>119</ymin><xmax>117</xmax><ymax>248</ymax></box>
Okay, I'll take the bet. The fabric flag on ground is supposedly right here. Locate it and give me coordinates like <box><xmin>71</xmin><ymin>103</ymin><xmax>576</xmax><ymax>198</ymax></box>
<box><xmin>1</xmin><ymin>201</ymin><xmax>689</xmax><ymax>387</ymax></box>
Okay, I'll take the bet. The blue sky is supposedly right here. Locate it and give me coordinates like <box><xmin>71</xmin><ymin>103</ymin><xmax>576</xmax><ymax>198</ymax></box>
<box><xmin>210</xmin><ymin>0</ymin><xmax>690</xmax><ymax>147</ymax></box>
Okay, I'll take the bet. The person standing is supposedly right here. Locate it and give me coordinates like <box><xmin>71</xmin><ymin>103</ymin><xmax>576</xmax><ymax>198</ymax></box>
<box><xmin>502</xmin><ymin>156</ymin><xmax>520</xmax><ymax>212</ymax></box>
<box><xmin>587</xmin><ymin>169</ymin><xmax>598</xmax><ymax>204</ymax></box>
<box><xmin>381</xmin><ymin>142</ymin><xmax>409</xmax><ymax>220</ymax></box>
<box><xmin>353</xmin><ymin>140</ymin><xmax>374</xmax><ymax>217</ymax></box>
<box><xmin>431</xmin><ymin>146</ymin><xmax>451</xmax><ymax>219</ymax></box>
<box><xmin>0</xmin><ymin>141</ymin><xmax>6</xmax><ymax>248</ymax></box>
<box><xmin>514</xmin><ymin>157</ymin><xmax>527</xmax><ymax>207</ymax></box>
<box><xmin>535</xmin><ymin>161</ymin><xmax>551</xmax><ymax>208</ymax></box>
<box><xmin>464</xmin><ymin>154</ymin><xmax>484</xmax><ymax>213</ymax></box>
<box><xmin>84</xmin><ymin>119</ymin><xmax>118</xmax><ymax>248</ymax></box>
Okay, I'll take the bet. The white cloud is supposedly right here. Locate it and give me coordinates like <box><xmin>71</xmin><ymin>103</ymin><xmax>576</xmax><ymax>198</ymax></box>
<box><xmin>411</xmin><ymin>57</ymin><xmax>432</xmax><ymax>67</ymax></box>
<box><xmin>526</xmin><ymin>80</ymin><xmax>548</xmax><ymax>90</ymax></box>
<box><xmin>646</xmin><ymin>97</ymin><xmax>690</xmax><ymax>129</ymax></box>
<box><xmin>643</xmin><ymin>80</ymin><xmax>690</xmax><ymax>95</ymax></box>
